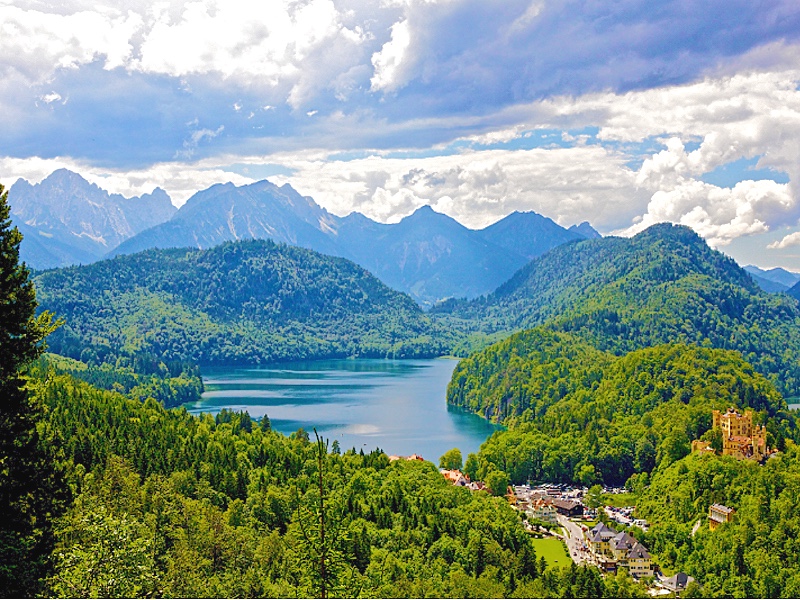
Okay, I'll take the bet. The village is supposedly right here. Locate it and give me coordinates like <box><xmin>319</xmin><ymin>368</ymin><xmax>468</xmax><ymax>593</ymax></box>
<box><xmin>438</xmin><ymin>407</ymin><xmax>773</xmax><ymax>597</ymax></box>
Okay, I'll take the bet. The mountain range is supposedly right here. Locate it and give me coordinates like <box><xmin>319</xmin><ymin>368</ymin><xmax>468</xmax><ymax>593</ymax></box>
<box><xmin>9</xmin><ymin>170</ymin><xmax>596</xmax><ymax>305</ymax></box>
<box><xmin>9</xmin><ymin>169</ymin><xmax>176</xmax><ymax>267</ymax></box>
<box><xmin>745</xmin><ymin>264</ymin><xmax>800</xmax><ymax>293</ymax></box>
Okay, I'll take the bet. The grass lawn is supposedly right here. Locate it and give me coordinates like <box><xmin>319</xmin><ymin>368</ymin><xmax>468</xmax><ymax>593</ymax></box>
<box><xmin>603</xmin><ymin>492</ymin><xmax>638</xmax><ymax>508</ymax></box>
<box><xmin>530</xmin><ymin>537</ymin><xmax>570</xmax><ymax>567</ymax></box>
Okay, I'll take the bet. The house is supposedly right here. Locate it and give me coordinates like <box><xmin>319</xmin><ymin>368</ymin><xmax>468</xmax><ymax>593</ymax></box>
<box><xmin>624</xmin><ymin>542</ymin><xmax>653</xmax><ymax>578</ymax></box>
<box><xmin>708</xmin><ymin>504</ymin><xmax>735</xmax><ymax>530</ymax></box>
<box><xmin>660</xmin><ymin>572</ymin><xmax>695</xmax><ymax>593</ymax></box>
<box><xmin>551</xmin><ymin>498</ymin><xmax>584</xmax><ymax>517</ymax></box>
<box><xmin>467</xmin><ymin>481</ymin><xmax>486</xmax><ymax>492</ymax></box>
<box><xmin>440</xmin><ymin>469</ymin><xmax>469</xmax><ymax>486</ymax></box>
<box><xmin>586</xmin><ymin>523</ymin><xmax>653</xmax><ymax>577</ymax></box>
<box><xmin>610</xmin><ymin>531</ymin><xmax>637</xmax><ymax>562</ymax></box>
<box><xmin>588</xmin><ymin>522</ymin><xmax>617</xmax><ymax>557</ymax></box>
<box><xmin>526</xmin><ymin>498</ymin><xmax>559</xmax><ymax>525</ymax></box>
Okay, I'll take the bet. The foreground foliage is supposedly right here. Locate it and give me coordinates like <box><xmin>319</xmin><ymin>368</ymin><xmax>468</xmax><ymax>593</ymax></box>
<box><xmin>0</xmin><ymin>183</ymin><xmax>68</xmax><ymax>596</ymax></box>
<box><xmin>33</xmin><ymin>370</ymin><xmax>628</xmax><ymax>598</ymax></box>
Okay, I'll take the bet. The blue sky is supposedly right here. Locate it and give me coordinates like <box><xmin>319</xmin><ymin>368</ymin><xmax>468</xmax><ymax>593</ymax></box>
<box><xmin>2</xmin><ymin>0</ymin><xmax>800</xmax><ymax>268</ymax></box>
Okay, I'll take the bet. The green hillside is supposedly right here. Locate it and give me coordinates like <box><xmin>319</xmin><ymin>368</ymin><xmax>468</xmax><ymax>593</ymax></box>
<box><xmin>30</xmin><ymin>368</ymin><xmax>621</xmax><ymax>598</ymax></box>
<box><xmin>451</xmin><ymin>330</ymin><xmax>794</xmax><ymax>485</ymax></box>
<box><xmin>34</xmin><ymin>239</ymin><xmax>448</xmax><ymax>367</ymax></box>
<box><xmin>438</xmin><ymin>223</ymin><xmax>800</xmax><ymax>396</ymax></box>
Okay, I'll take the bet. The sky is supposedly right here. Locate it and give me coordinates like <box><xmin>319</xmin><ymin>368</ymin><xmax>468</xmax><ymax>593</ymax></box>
<box><xmin>2</xmin><ymin>0</ymin><xmax>800</xmax><ymax>268</ymax></box>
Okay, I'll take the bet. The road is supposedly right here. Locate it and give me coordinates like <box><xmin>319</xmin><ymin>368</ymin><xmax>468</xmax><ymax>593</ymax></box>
<box><xmin>557</xmin><ymin>514</ymin><xmax>591</xmax><ymax>566</ymax></box>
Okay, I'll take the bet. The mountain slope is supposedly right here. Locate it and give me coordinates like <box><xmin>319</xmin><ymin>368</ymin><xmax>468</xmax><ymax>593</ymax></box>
<box><xmin>439</xmin><ymin>223</ymin><xmax>800</xmax><ymax>395</ymax></box>
<box><xmin>35</xmin><ymin>239</ymin><xmax>448</xmax><ymax>366</ymax></box>
<box><xmin>109</xmin><ymin>178</ymin><xmax>589</xmax><ymax>306</ymax></box>
<box><xmin>452</xmin><ymin>330</ymin><xmax>787</xmax><ymax>485</ymax></box>
<box><xmin>9</xmin><ymin>169</ymin><xmax>175</xmax><ymax>268</ymax></box>
<box><xmin>110</xmin><ymin>180</ymin><xmax>341</xmax><ymax>258</ymax></box>
<box><xmin>475</xmin><ymin>210</ymin><xmax>584</xmax><ymax>261</ymax></box>
<box><xmin>336</xmin><ymin>206</ymin><xmax>525</xmax><ymax>304</ymax></box>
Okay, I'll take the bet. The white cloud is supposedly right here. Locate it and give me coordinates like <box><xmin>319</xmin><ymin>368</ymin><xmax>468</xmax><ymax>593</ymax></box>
<box><xmin>267</xmin><ymin>145</ymin><xmax>642</xmax><ymax>229</ymax></box>
<box><xmin>370</xmin><ymin>19</ymin><xmax>411</xmax><ymax>92</ymax></box>
<box><xmin>768</xmin><ymin>232</ymin><xmax>800</xmax><ymax>249</ymax></box>
<box><xmin>175</xmin><ymin>125</ymin><xmax>225</xmax><ymax>160</ymax></box>
<box><xmin>0</xmin><ymin>5</ymin><xmax>141</xmax><ymax>81</ymax></box>
<box><xmin>40</xmin><ymin>91</ymin><xmax>64</xmax><ymax>104</ymax></box>
<box><xmin>620</xmin><ymin>178</ymin><xmax>792</xmax><ymax>247</ymax></box>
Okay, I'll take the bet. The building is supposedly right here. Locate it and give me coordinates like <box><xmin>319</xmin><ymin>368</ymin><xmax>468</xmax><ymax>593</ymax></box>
<box><xmin>708</xmin><ymin>503</ymin><xmax>735</xmax><ymax>530</ymax></box>
<box><xmin>526</xmin><ymin>498</ymin><xmax>559</xmax><ymax>525</ymax></box>
<box><xmin>551</xmin><ymin>498</ymin><xmax>584</xmax><ymax>517</ymax></box>
<box><xmin>624</xmin><ymin>542</ymin><xmax>653</xmax><ymax>578</ymax></box>
<box><xmin>714</xmin><ymin>408</ymin><xmax>769</xmax><ymax>461</ymax></box>
<box><xmin>586</xmin><ymin>523</ymin><xmax>653</xmax><ymax>578</ymax></box>
<box><xmin>389</xmin><ymin>454</ymin><xmax>425</xmax><ymax>462</ymax></box>
<box><xmin>690</xmin><ymin>439</ymin><xmax>715</xmax><ymax>454</ymax></box>
<box><xmin>588</xmin><ymin>522</ymin><xmax>617</xmax><ymax>557</ymax></box>
<box><xmin>660</xmin><ymin>572</ymin><xmax>695</xmax><ymax>594</ymax></box>
<box><xmin>440</xmin><ymin>469</ymin><xmax>469</xmax><ymax>486</ymax></box>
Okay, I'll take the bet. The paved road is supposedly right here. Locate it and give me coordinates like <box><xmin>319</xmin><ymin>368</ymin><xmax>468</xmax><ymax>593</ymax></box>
<box><xmin>557</xmin><ymin>514</ymin><xmax>591</xmax><ymax>565</ymax></box>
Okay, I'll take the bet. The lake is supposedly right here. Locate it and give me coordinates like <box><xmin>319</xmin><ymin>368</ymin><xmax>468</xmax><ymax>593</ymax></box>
<box><xmin>184</xmin><ymin>358</ymin><xmax>502</xmax><ymax>462</ymax></box>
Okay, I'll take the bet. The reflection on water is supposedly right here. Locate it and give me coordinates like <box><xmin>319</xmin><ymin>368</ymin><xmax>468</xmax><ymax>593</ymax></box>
<box><xmin>185</xmin><ymin>358</ymin><xmax>502</xmax><ymax>461</ymax></box>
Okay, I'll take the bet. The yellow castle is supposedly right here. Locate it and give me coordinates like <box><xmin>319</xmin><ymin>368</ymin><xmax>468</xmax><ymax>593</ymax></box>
<box><xmin>693</xmin><ymin>408</ymin><xmax>769</xmax><ymax>461</ymax></box>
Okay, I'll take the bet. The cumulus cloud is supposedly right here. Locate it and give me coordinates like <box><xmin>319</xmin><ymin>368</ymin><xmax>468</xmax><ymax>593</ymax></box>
<box><xmin>0</xmin><ymin>4</ymin><xmax>141</xmax><ymax>80</ymax></box>
<box><xmin>621</xmin><ymin>179</ymin><xmax>793</xmax><ymax>247</ymax></box>
<box><xmin>267</xmin><ymin>145</ymin><xmax>642</xmax><ymax>229</ymax></box>
<box><xmin>769</xmin><ymin>232</ymin><xmax>800</xmax><ymax>249</ymax></box>
<box><xmin>370</xmin><ymin>19</ymin><xmax>411</xmax><ymax>92</ymax></box>
<box><xmin>3</xmin><ymin>0</ymin><xmax>800</xmax><ymax>263</ymax></box>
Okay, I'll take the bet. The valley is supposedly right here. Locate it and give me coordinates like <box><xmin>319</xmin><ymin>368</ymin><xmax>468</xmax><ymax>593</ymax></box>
<box><xmin>5</xmin><ymin>176</ymin><xmax>800</xmax><ymax>598</ymax></box>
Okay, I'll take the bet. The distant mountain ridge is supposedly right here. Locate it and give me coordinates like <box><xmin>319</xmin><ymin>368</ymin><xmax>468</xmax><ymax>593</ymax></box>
<box><xmin>10</xmin><ymin>169</ymin><xmax>600</xmax><ymax>304</ymax></box>
<box><xmin>109</xmin><ymin>178</ymin><xmax>594</xmax><ymax>305</ymax></box>
<box><xmin>744</xmin><ymin>264</ymin><xmax>800</xmax><ymax>293</ymax></box>
<box><xmin>9</xmin><ymin>169</ymin><xmax>176</xmax><ymax>269</ymax></box>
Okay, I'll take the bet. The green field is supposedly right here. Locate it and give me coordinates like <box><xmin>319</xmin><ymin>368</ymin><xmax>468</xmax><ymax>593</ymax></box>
<box><xmin>603</xmin><ymin>492</ymin><xmax>637</xmax><ymax>508</ymax></box>
<box><xmin>530</xmin><ymin>537</ymin><xmax>570</xmax><ymax>567</ymax></box>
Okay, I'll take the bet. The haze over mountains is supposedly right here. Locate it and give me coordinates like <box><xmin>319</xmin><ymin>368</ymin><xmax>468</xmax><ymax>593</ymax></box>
<box><xmin>9</xmin><ymin>170</ymin><xmax>596</xmax><ymax>305</ymax></box>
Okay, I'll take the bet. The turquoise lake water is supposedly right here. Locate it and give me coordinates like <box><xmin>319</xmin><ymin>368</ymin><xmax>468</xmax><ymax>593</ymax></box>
<box><xmin>184</xmin><ymin>358</ymin><xmax>502</xmax><ymax>462</ymax></box>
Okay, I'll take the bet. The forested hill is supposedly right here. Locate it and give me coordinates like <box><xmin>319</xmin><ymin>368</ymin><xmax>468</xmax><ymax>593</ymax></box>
<box><xmin>34</xmin><ymin>239</ymin><xmax>448</xmax><ymax>366</ymax></box>
<box><xmin>450</xmin><ymin>329</ymin><xmax>793</xmax><ymax>485</ymax></box>
<box><xmin>437</xmin><ymin>223</ymin><xmax>800</xmax><ymax>396</ymax></box>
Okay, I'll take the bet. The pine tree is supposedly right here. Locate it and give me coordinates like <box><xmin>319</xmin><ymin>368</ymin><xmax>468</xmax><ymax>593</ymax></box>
<box><xmin>0</xmin><ymin>183</ymin><xmax>65</xmax><ymax>597</ymax></box>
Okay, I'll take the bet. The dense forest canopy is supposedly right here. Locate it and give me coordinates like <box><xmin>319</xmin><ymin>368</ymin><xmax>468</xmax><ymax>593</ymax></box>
<box><xmin>436</xmin><ymin>224</ymin><xmax>800</xmax><ymax>397</ymax></box>
<box><xmin>34</xmin><ymin>239</ymin><xmax>450</xmax><ymax>368</ymax></box>
<box><xmin>451</xmin><ymin>332</ymin><xmax>796</xmax><ymax>486</ymax></box>
<box><xmin>29</xmin><ymin>368</ymin><xmax>635</xmax><ymax>598</ymax></box>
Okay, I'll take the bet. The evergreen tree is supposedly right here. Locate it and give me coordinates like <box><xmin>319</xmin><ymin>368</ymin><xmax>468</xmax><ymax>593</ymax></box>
<box><xmin>0</xmin><ymin>183</ymin><xmax>65</xmax><ymax>597</ymax></box>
